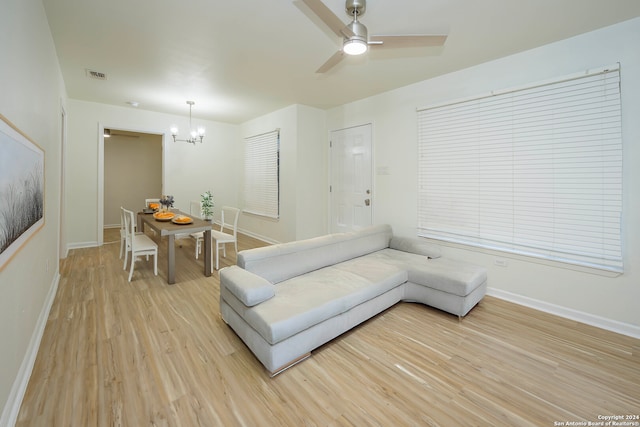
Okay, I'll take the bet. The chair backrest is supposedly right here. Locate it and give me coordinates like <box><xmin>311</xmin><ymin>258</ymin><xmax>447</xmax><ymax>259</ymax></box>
<box><xmin>122</xmin><ymin>208</ymin><xmax>136</xmax><ymax>247</ymax></box>
<box><xmin>189</xmin><ymin>200</ymin><xmax>202</xmax><ymax>219</ymax></box>
<box><xmin>220</xmin><ymin>206</ymin><xmax>240</xmax><ymax>236</ymax></box>
<box><xmin>145</xmin><ymin>198</ymin><xmax>160</xmax><ymax>209</ymax></box>
<box><xmin>120</xmin><ymin>206</ymin><xmax>126</xmax><ymax>233</ymax></box>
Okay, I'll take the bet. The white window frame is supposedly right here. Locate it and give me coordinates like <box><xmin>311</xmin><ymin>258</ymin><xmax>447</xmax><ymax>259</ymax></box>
<box><xmin>417</xmin><ymin>64</ymin><xmax>623</xmax><ymax>272</ymax></box>
<box><xmin>243</xmin><ymin>129</ymin><xmax>280</xmax><ymax>219</ymax></box>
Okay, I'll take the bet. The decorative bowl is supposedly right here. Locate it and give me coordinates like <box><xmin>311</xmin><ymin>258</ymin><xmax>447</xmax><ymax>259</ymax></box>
<box><xmin>153</xmin><ymin>211</ymin><xmax>175</xmax><ymax>221</ymax></box>
<box><xmin>172</xmin><ymin>215</ymin><xmax>193</xmax><ymax>225</ymax></box>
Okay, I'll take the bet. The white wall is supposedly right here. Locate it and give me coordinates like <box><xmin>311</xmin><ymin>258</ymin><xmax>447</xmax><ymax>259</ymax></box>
<box><xmin>240</xmin><ymin>104</ymin><xmax>327</xmax><ymax>243</ymax></box>
<box><xmin>0</xmin><ymin>0</ymin><xmax>66</xmax><ymax>423</ymax></box>
<box><xmin>295</xmin><ymin>105</ymin><xmax>328</xmax><ymax>240</ymax></box>
<box><xmin>65</xmin><ymin>100</ymin><xmax>240</xmax><ymax>247</ymax></box>
<box><xmin>240</xmin><ymin>105</ymin><xmax>298</xmax><ymax>243</ymax></box>
<box><xmin>326</xmin><ymin>18</ymin><xmax>640</xmax><ymax>332</ymax></box>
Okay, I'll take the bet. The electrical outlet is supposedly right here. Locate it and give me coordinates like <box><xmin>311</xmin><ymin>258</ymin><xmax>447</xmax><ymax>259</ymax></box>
<box><xmin>494</xmin><ymin>259</ymin><xmax>508</xmax><ymax>267</ymax></box>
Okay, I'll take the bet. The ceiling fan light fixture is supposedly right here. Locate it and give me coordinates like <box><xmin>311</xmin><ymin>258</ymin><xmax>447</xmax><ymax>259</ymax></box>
<box><xmin>343</xmin><ymin>16</ymin><xmax>368</xmax><ymax>55</ymax></box>
<box><xmin>343</xmin><ymin>38</ymin><xmax>367</xmax><ymax>55</ymax></box>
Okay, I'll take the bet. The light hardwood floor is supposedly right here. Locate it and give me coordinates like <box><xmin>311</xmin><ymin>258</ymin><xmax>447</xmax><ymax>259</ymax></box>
<box><xmin>16</xmin><ymin>229</ymin><xmax>640</xmax><ymax>426</ymax></box>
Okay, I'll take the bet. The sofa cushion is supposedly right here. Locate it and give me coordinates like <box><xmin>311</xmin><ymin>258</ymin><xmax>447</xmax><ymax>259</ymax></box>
<box><xmin>405</xmin><ymin>258</ymin><xmax>487</xmax><ymax>296</ymax></box>
<box><xmin>237</xmin><ymin>224</ymin><xmax>393</xmax><ymax>284</ymax></box>
<box><xmin>349</xmin><ymin>249</ymin><xmax>485</xmax><ymax>297</ymax></box>
<box><xmin>242</xmin><ymin>260</ymin><xmax>407</xmax><ymax>344</ymax></box>
<box><xmin>221</xmin><ymin>266</ymin><xmax>275</xmax><ymax>306</ymax></box>
<box><xmin>389</xmin><ymin>236</ymin><xmax>441</xmax><ymax>259</ymax></box>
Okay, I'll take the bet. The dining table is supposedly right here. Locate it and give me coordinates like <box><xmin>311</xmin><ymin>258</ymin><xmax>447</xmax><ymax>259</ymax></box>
<box><xmin>137</xmin><ymin>210</ymin><xmax>212</xmax><ymax>284</ymax></box>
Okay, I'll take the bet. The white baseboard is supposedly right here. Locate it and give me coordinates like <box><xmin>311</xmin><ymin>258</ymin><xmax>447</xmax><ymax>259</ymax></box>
<box><xmin>0</xmin><ymin>271</ymin><xmax>60</xmax><ymax>427</ymax></box>
<box><xmin>66</xmin><ymin>241</ymin><xmax>99</xmax><ymax>250</ymax></box>
<box><xmin>487</xmin><ymin>287</ymin><xmax>640</xmax><ymax>340</ymax></box>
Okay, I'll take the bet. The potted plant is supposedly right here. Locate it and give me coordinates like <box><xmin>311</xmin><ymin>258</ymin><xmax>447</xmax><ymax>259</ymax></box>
<box><xmin>201</xmin><ymin>190</ymin><xmax>214</xmax><ymax>221</ymax></box>
<box><xmin>159</xmin><ymin>195</ymin><xmax>174</xmax><ymax>212</ymax></box>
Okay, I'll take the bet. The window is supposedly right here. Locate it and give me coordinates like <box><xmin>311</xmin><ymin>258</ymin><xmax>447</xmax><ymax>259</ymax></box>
<box><xmin>243</xmin><ymin>129</ymin><xmax>280</xmax><ymax>219</ymax></box>
<box><xmin>417</xmin><ymin>65</ymin><xmax>623</xmax><ymax>272</ymax></box>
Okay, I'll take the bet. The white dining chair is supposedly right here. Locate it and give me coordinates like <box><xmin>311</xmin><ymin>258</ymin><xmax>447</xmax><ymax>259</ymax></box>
<box><xmin>144</xmin><ymin>198</ymin><xmax>161</xmax><ymax>235</ymax></box>
<box><xmin>119</xmin><ymin>206</ymin><xmax>127</xmax><ymax>259</ymax></box>
<box><xmin>175</xmin><ymin>200</ymin><xmax>201</xmax><ymax>243</ymax></box>
<box><xmin>122</xmin><ymin>207</ymin><xmax>158</xmax><ymax>281</ymax></box>
<box><xmin>191</xmin><ymin>206</ymin><xmax>240</xmax><ymax>270</ymax></box>
<box><xmin>145</xmin><ymin>198</ymin><xmax>160</xmax><ymax>209</ymax></box>
<box><xmin>122</xmin><ymin>206</ymin><xmax>139</xmax><ymax>270</ymax></box>
<box><xmin>120</xmin><ymin>205</ymin><xmax>145</xmax><ymax>260</ymax></box>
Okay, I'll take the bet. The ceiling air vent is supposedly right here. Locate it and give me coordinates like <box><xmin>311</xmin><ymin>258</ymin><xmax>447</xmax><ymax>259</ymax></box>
<box><xmin>85</xmin><ymin>69</ymin><xmax>107</xmax><ymax>80</ymax></box>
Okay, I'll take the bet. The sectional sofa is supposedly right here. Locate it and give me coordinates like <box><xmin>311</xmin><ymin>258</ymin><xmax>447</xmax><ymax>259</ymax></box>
<box><xmin>219</xmin><ymin>224</ymin><xmax>487</xmax><ymax>376</ymax></box>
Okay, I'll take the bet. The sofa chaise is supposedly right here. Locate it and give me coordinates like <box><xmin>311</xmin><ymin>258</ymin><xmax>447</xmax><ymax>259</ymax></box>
<box><xmin>219</xmin><ymin>224</ymin><xmax>487</xmax><ymax>376</ymax></box>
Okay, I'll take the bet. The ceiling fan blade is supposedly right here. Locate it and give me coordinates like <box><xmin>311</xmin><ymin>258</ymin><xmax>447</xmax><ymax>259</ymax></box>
<box><xmin>368</xmin><ymin>35</ymin><xmax>447</xmax><ymax>48</ymax></box>
<box><xmin>301</xmin><ymin>0</ymin><xmax>354</xmax><ymax>38</ymax></box>
<box><xmin>316</xmin><ymin>50</ymin><xmax>345</xmax><ymax>73</ymax></box>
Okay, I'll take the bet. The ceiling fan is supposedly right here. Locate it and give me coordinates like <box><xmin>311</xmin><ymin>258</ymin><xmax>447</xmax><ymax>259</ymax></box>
<box><xmin>301</xmin><ymin>0</ymin><xmax>447</xmax><ymax>73</ymax></box>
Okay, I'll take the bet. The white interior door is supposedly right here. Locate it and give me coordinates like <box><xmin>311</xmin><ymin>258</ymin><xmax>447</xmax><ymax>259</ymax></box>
<box><xmin>330</xmin><ymin>124</ymin><xmax>373</xmax><ymax>233</ymax></box>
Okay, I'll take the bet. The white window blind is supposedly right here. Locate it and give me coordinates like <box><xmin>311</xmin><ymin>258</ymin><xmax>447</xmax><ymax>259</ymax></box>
<box><xmin>243</xmin><ymin>129</ymin><xmax>280</xmax><ymax>219</ymax></box>
<box><xmin>417</xmin><ymin>65</ymin><xmax>623</xmax><ymax>272</ymax></box>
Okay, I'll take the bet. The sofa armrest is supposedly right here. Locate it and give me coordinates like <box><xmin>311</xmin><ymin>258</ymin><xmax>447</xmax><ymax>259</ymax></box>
<box><xmin>390</xmin><ymin>236</ymin><xmax>441</xmax><ymax>259</ymax></box>
<box><xmin>220</xmin><ymin>266</ymin><xmax>275</xmax><ymax>307</ymax></box>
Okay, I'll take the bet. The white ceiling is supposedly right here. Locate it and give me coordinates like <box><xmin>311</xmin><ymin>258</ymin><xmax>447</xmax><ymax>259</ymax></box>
<box><xmin>42</xmin><ymin>0</ymin><xmax>640</xmax><ymax>124</ymax></box>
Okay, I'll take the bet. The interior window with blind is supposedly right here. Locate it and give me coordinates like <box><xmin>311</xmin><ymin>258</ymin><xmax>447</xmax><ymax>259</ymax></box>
<box><xmin>417</xmin><ymin>65</ymin><xmax>623</xmax><ymax>272</ymax></box>
<box><xmin>243</xmin><ymin>129</ymin><xmax>280</xmax><ymax>219</ymax></box>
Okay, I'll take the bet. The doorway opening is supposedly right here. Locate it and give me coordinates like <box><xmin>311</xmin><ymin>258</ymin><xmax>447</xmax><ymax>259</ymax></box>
<box><xmin>99</xmin><ymin>127</ymin><xmax>164</xmax><ymax>245</ymax></box>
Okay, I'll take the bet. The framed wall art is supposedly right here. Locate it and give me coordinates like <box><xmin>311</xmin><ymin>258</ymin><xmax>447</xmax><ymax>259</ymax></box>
<box><xmin>0</xmin><ymin>114</ymin><xmax>45</xmax><ymax>271</ymax></box>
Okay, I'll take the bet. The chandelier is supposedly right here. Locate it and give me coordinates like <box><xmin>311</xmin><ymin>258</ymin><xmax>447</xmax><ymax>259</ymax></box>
<box><xmin>170</xmin><ymin>101</ymin><xmax>205</xmax><ymax>144</ymax></box>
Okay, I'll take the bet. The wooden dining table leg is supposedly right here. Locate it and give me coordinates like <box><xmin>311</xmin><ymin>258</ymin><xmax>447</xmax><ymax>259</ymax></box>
<box><xmin>167</xmin><ymin>234</ymin><xmax>176</xmax><ymax>284</ymax></box>
<box><xmin>204</xmin><ymin>229</ymin><xmax>212</xmax><ymax>276</ymax></box>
